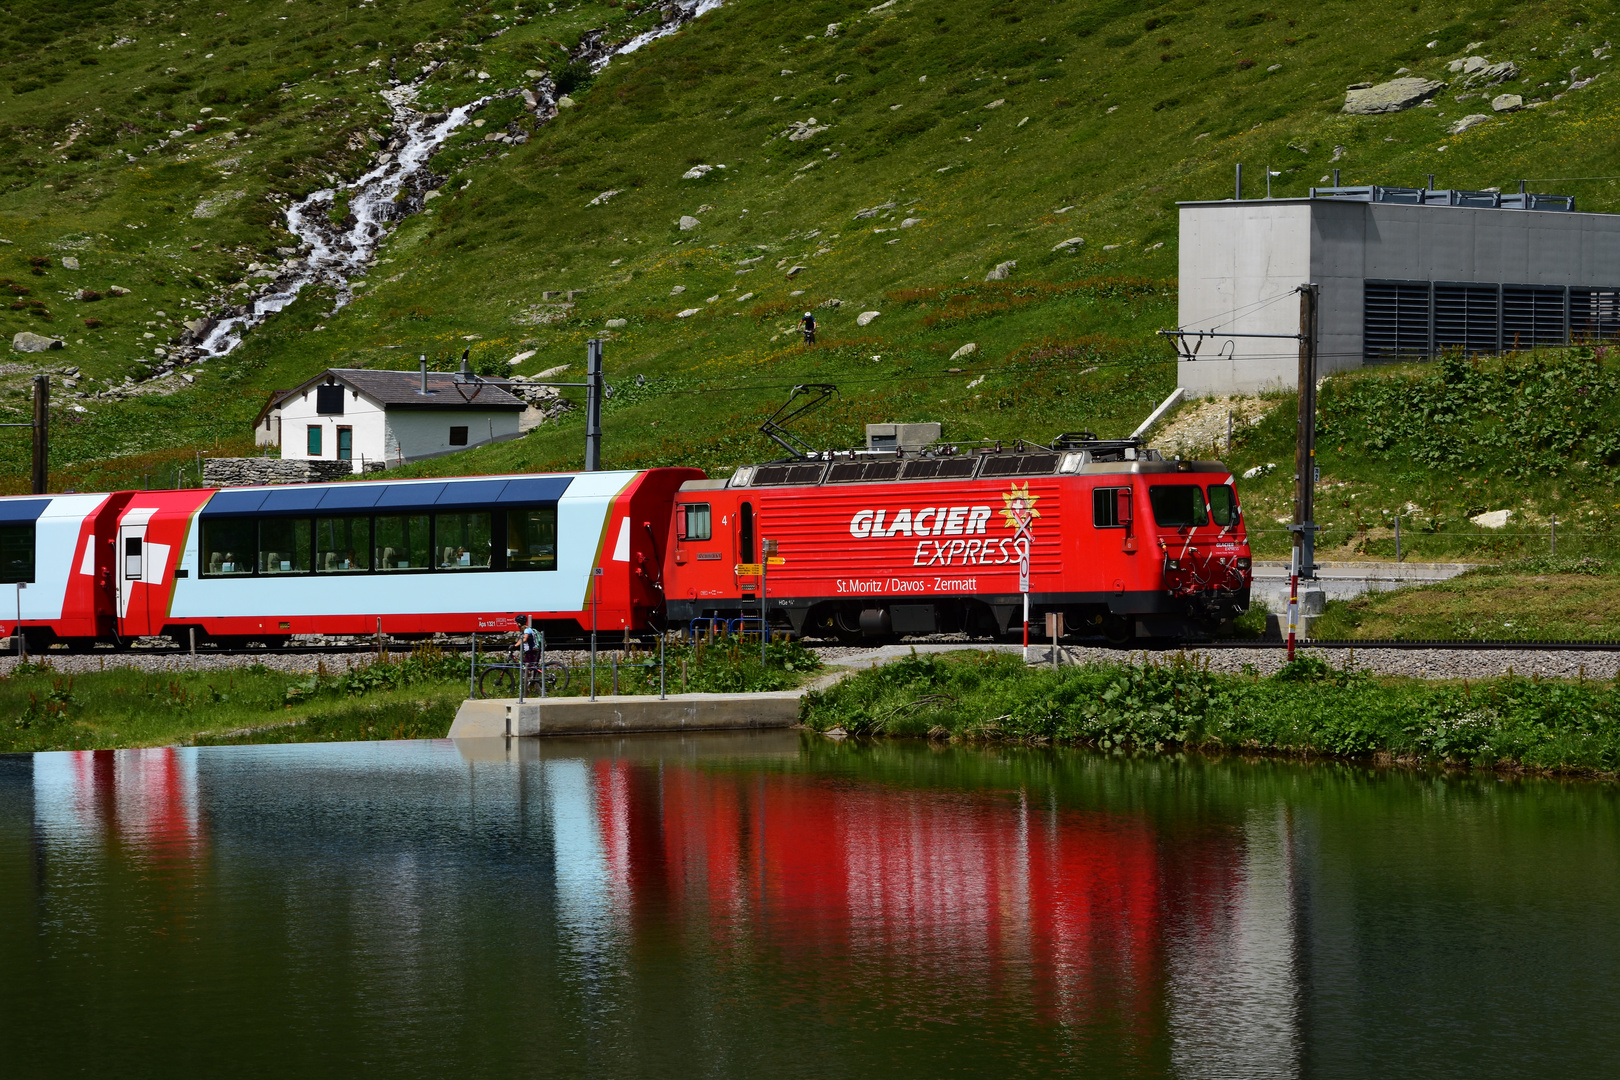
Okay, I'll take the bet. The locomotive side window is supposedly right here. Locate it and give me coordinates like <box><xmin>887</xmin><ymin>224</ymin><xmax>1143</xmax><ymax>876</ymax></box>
<box><xmin>202</xmin><ymin>519</ymin><xmax>256</xmax><ymax>576</ymax></box>
<box><xmin>1207</xmin><ymin>485</ymin><xmax>1239</xmax><ymax>527</ymax></box>
<box><xmin>0</xmin><ymin>524</ymin><xmax>35</xmax><ymax>584</ymax></box>
<box><xmin>316</xmin><ymin>516</ymin><xmax>372</xmax><ymax>573</ymax></box>
<box><xmin>679</xmin><ymin>503</ymin><xmax>712</xmax><ymax>541</ymax></box>
<box><xmin>260</xmin><ymin>518</ymin><xmax>312</xmax><ymax>575</ymax></box>
<box><xmin>375</xmin><ymin>514</ymin><xmax>430</xmax><ymax>572</ymax></box>
<box><xmin>505</xmin><ymin>508</ymin><xmax>558</xmax><ymax>571</ymax></box>
<box><xmin>1148</xmin><ymin>485</ymin><xmax>1210</xmax><ymax>528</ymax></box>
<box><xmin>738</xmin><ymin>502</ymin><xmax>755</xmax><ymax>563</ymax></box>
<box><xmin>1092</xmin><ymin>487</ymin><xmax>1129</xmax><ymax>528</ymax></box>
<box><xmin>437</xmin><ymin>512</ymin><xmax>493</xmax><ymax>570</ymax></box>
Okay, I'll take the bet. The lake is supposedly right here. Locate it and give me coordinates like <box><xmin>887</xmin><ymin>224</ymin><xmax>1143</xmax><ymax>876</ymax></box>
<box><xmin>2</xmin><ymin>733</ymin><xmax>1617</xmax><ymax>1078</ymax></box>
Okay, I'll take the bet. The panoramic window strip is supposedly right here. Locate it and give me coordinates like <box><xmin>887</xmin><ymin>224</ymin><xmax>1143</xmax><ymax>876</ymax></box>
<box><xmin>1364</xmin><ymin>280</ymin><xmax>1620</xmax><ymax>363</ymax></box>
<box><xmin>200</xmin><ymin>506</ymin><xmax>557</xmax><ymax>578</ymax></box>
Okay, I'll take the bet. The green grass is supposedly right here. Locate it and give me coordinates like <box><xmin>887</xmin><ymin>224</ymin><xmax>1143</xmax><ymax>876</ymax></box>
<box><xmin>3</xmin><ymin>0</ymin><xmax>1620</xmax><ymax>557</ymax></box>
<box><xmin>1311</xmin><ymin>555</ymin><xmax>1620</xmax><ymax>641</ymax></box>
<box><xmin>801</xmin><ymin>649</ymin><xmax>1620</xmax><ymax>776</ymax></box>
<box><xmin>0</xmin><ymin>657</ymin><xmax>466</xmax><ymax>752</ymax></box>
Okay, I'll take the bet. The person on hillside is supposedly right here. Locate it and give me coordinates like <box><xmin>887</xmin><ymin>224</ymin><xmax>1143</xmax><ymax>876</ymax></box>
<box><xmin>800</xmin><ymin>310</ymin><xmax>817</xmax><ymax>345</ymax></box>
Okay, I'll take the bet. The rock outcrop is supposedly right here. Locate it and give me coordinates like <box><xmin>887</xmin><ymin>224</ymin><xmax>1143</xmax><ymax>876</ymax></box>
<box><xmin>1343</xmin><ymin>77</ymin><xmax>1445</xmax><ymax>114</ymax></box>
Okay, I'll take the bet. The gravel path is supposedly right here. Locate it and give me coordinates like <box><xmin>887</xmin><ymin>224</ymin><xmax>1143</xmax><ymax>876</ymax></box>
<box><xmin>827</xmin><ymin>642</ymin><xmax>1620</xmax><ymax>681</ymax></box>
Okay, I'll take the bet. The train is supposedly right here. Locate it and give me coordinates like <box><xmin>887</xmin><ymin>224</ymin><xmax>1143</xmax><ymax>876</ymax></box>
<box><xmin>0</xmin><ymin>438</ymin><xmax>1251</xmax><ymax>650</ymax></box>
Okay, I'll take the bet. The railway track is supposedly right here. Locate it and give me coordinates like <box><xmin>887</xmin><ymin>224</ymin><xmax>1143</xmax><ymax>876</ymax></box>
<box><xmin>19</xmin><ymin>635</ymin><xmax>1616</xmax><ymax>659</ymax></box>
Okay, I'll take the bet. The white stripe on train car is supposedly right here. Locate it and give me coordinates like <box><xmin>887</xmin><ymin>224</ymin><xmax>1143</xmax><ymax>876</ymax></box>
<box><xmin>78</xmin><ymin>538</ymin><xmax>95</xmax><ymax>576</ymax></box>
<box><xmin>18</xmin><ymin>495</ymin><xmax>109</xmax><ymax>622</ymax></box>
<box><xmin>123</xmin><ymin>506</ymin><xmax>157</xmax><ymax>528</ymax></box>
<box><xmin>612</xmin><ymin>517</ymin><xmax>630</xmax><ymax>562</ymax></box>
<box><xmin>167</xmin><ymin>470</ymin><xmax>642</xmax><ymax>619</ymax></box>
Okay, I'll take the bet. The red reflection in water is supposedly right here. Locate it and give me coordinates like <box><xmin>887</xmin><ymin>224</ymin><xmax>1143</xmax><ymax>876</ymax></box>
<box><xmin>590</xmin><ymin>760</ymin><xmax>1184</xmax><ymax>1053</ymax></box>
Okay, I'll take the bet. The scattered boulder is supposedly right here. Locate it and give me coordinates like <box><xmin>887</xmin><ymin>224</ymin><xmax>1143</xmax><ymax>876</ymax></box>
<box><xmin>1343</xmin><ymin>77</ymin><xmax>1446</xmax><ymax>114</ymax></box>
<box><xmin>781</xmin><ymin>118</ymin><xmax>830</xmax><ymax>142</ymax></box>
<box><xmin>1471</xmin><ymin>509</ymin><xmax>1513</xmax><ymax>529</ymax></box>
<box><xmin>855</xmin><ymin>311</ymin><xmax>881</xmax><ymax>327</ymax></box>
<box><xmin>676</xmin><ymin>308</ymin><xmax>700</xmax><ymax>318</ymax></box>
<box><xmin>1493</xmin><ymin>93</ymin><xmax>1524</xmax><ymax>111</ymax></box>
<box><xmin>61</xmin><ymin>256</ymin><xmax>80</xmax><ymax>270</ymax></box>
<box><xmin>1242</xmin><ymin>463</ymin><xmax>1276</xmax><ymax>479</ymax></box>
<box><xmin>737</xmin><ymin>292</ymin><xmax>755</xmax><ymax>303</ymax></box>
<box><xmin>949</xmin><ymin>342</ymin><xmax>977</xmax><ymax>361</ymax></box>
<box><xmin>900</xmin><ymin>217</ymin><xmax>922</xmax><ymax>228</ymax></box>
<box><xmin>1449</xmin><ymin>113</ymin><xmax>1491</xmax><ymax>134</ymax></box>
<box><xmin>785</xmin><ymin>265</ymin><xmax>806</xmax><ymax>277</ymax></box>
<box><xmin>706</xmin><ymin>294</ymin><xmax>719</xmax><ymax>303</ymax></box>
<box><xmin>984</xmin><ymin>99</ymin><xmax>1006</xmax><ymax>109</ymax></box>
<box><xmin>855</xmin><ymin>201</ymin><xmax>896</xmax><ymax>219</ymax></box>
<box><xmin>678</xmin><ymin>215</ymin><xmax>700</xmax><ymax>230</ymax></box>
<box><xmin>671</xmin><ymin>285</ymin><xmax>686</xmax><ymax>295</ymax></box>
<box><xmin>192</xmin><ymin>189</ymin><xmax>245</xmax><ymax>218</ymax></box>
<box><xmin>556</xmin><ymin>95</ymin><xmax>576</xmax><ymax>108</ymax></box>
<box><xmin>1448</xmin><ymin>56</ymin><xmax>1519</xmax><ymax>87</ymax></box>
<box><xmin>12</xmin><ymin>332</ymin><xmax>63</xmax><ymax>353</ymax></box>
<box><xmin>985</xmin><ymin>259</ymin><xmax>1017</xmax><ymax>281</ymax></box>
<box><xmin>826</xmin><ymin>22</ymin><xmax>841</xmax><ymax>36</ymax></box>
<box><xmin>819</xmin><ymin>298</ymin><xmax>843</xmax><ymax>308</ymax></box>
<box><xmin>682</xmin><ymin>164</ymin><xmax>715</xmax><ymax>179</ymax></box>
<box><xmin>605</xmin><ymin>318</ymin><xmax>628</xmax><ymax>328</ymax></box>
<box><xmin>108</xmin><ymin>286</ymin><xmax>130</xmax><ymax>296</ymax></box>
<box><xmin>1052</xmin><ymin>236</ymin><xmax>1085</xmax><ymax>253</ymax></box>
<box><xmin>588</xmin><ymin>189</ymin><xmax>620</xmax><ymax>206</ymax></box>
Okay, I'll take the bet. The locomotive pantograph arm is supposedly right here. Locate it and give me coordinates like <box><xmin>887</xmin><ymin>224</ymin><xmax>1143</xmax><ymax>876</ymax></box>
<box><xmin>759</xmin><ymin>383</ymin><xmax>838</xmax><ymax>460</ymax></box>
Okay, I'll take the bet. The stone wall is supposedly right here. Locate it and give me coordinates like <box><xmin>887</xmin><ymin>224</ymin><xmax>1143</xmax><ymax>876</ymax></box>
<box><xmin>203</xmin><ymin>458</ymin><xmax>382</xmax><ymax>487</ymax></box>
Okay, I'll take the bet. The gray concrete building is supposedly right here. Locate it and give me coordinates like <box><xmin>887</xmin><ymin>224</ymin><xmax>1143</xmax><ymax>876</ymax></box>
<box><xmin>1175</xmin><ymin>188</ymin><xmax>1620</xmax><ymax>395</ymax></box>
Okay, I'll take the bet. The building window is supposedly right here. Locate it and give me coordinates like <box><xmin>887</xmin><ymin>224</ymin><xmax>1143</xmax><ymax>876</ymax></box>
<box><xmin>316</xmin><ymin>384</ymin><xmax>345</xmax><ymax>415</ymax></box>
<box><xmin>337</xmin><ymin>427</ymin><xmax>353</xmax><ymax>461</ymax></box>
<box><xmin>449</xmin><ymin>426</ymin><xmax>469</xmax><ymax>446</ymax></box>
<box><xmin>306</xmin><ymin>425</ymin><xmax>322</xmax><ymax>457</ymax></box>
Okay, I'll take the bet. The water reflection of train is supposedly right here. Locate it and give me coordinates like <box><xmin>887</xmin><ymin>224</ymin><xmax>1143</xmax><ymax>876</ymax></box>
<box><xmin>0</xmin><ymin>439</ymin><xmax>1250</xmax><ymax>649</ymax></box>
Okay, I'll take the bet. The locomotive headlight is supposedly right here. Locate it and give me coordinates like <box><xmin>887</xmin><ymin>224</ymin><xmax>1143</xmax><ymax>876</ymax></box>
<box><xmin>1165</xmin><ymin>558</ymin><xmax>1181</xmax><ymax>571</ymax></box>
<box><xmin>1235</xmin><ymin>557</ymin><xmax>1251</xmax><ymax>570</ymax></box>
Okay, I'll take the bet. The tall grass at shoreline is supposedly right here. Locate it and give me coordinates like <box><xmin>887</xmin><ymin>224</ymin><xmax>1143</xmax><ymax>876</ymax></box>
<box><xmin>800</xmin><ymin>651</ymin><xmax>1620</xmax><ymax>777</ymax></box>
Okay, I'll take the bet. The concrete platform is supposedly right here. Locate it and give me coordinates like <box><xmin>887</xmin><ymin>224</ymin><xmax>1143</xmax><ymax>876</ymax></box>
<box><xmin>1251</xmin><ymin>560</ymin><xmax>1476</xmax><ymax>612</ymax></box>
<box><xmin>448</xmin><ymin>690</ymin><xmax>806</xmax><ymax>739</ymax></box>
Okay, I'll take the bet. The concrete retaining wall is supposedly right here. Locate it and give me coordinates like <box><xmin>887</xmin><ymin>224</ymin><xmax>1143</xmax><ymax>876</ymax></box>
<box><xmin>448</xmin><ymin>691</ymin><xmax>804</xmax><ymax>738</ymax></box>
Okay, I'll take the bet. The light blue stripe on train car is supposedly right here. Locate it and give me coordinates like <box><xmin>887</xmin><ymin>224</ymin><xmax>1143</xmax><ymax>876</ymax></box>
<box><xmin>6</xmin><ymin>494</ymin><xmax>109</xmax><ymax>621</ymax></box>
<box><xmin>167</xmin><ymin>471</ymin><xmax>639</xmax><ymax>619</ymax></box>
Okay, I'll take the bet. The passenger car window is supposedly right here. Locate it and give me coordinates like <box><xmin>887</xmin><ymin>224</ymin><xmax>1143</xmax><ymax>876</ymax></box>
<box><xmin>315</xmin><ymin>516</ymin><xmax>372</xmax><ymax>573</ymax></box>
<box><xmin>1148</xmin><ymin>485</ymin><xmax>1209</xmax><ymax>528</ymax></box>
<box><xmin>680</xmin><ymin>503</ymin><xmax>712</xmax><ymax>541</ymax></box>
<box><xmin>260</xmin><ymin>518</ymin><xmax>312</xmax><ymax>574</ymax></box>
<box><xmin>506</xmin><ymin>508</ymin><xmax>558</xmax><ymax>571</ymax></box>
<box><xmin>0</xmin><ymin>523</ymin><xmax>34</xmax><ymax>583</ymax></box>
<box><xmin>202</xmin><ymin>519</ymin><xmax>256</xmax><ymax>577</ymax></box>
<box><xmin>1207</xmin><ymin>485</ymin><xmax>1239</xmax><ymax>527</ymax></box>
<box><xmin>436</xmin><ymin>512</ymin><xmax>492</xmax><ymax>570</ymax></box>
<box><xmin>375</xmin><ymin>514</ymin><xmax>430</xmax><ymax>572</ymax></box>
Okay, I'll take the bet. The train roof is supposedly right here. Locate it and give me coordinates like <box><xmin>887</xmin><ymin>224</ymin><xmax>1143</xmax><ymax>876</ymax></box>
<box><xmin>678</xmin><ymin>444</ymin><xmax>1230</xmax><ymax>492</ymax></box>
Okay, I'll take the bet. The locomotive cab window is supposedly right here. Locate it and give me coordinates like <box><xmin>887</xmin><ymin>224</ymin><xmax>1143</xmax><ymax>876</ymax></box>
<box><xmin>0</xmin><ymin>523</ymin><xmax>35</xmax><ymax>583</ymax></box>
<box><xmin>1148</xmin><ymin>485</ymin><xmax>1209</xmax><ymax>529</ymax></box>
<box><xmin>506</xmin><ymin>507</ymin><xmax>558</xmax><ymax>571</ymax></box>
<box><xmin>202</xmin><ymin>519</ymin><xmax>256</xmax><ymax>576</ymax></box>
<box><xmin>1092</xmin><ymin>487</ymin><xmax>1130</xmax><ymax>528</ymax></box>
<box><xmin>1207</xmin><ymin>484</ymin><xmax>1239</xmax><ymax>527</ymax></box>
<box><xmin>678</xmin><ymin>503</ymin><xmax>712</xmax><ymax>541</ymax></box>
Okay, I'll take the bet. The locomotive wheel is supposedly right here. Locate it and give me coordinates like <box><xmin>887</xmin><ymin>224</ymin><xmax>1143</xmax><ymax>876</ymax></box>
<box><xmin>831</xmin><ymin>609</ymin><xmax>864</xmax><ymax>645</ymax></box>
<box><xmin>1102</xmin><ymin>616</ymin><xmax>1133</xmax><ymax>646</ymax></box>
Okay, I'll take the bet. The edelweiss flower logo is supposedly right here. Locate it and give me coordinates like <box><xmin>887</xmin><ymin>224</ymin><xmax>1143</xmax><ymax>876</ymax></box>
<box><xmin>999</xmin><ymin>481</ymin><xmax>1040</xmax><ymax>539</ymax></box>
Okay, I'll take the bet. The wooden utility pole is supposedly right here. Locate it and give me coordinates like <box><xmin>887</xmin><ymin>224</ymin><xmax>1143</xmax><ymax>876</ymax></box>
<box><xmin>31</xmin><ymin>375</ymin><xmax>47</xmax><ymax>495</ymax></box>
<box><xmin>1286</xmin><ymin>284</ymin><xmax>1319</xmax><ymax>661</ymax></box>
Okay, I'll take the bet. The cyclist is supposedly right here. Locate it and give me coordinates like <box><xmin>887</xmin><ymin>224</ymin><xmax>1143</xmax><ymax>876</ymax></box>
<box><xmin>515</xmin><ymin>614</ymin><xmax>539</xmax><ymax>672</ymax></box>
<box><xmin>800</xmin><ymin>310</ymin><xmax>816</xmax><ymax>345</ymax></box>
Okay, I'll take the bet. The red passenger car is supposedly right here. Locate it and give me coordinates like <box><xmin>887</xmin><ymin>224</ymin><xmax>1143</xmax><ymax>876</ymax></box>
<box><xmin>664</xmin><ymin>439</ymin><xmax>1252</xmax><ymax>643</ymax></box>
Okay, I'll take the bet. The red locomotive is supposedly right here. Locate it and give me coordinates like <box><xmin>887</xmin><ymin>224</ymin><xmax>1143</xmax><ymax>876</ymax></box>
<box><xmin>664</xmin><ymin>436</ymin><xmax>1251</xmax><ymax>644</ymax></box>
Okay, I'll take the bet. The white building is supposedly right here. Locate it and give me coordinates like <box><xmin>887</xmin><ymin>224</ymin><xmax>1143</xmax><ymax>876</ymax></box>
<box><xmin>1176</xmin><ymin>186</ymin><xmax>1620</xmax><ymax>395</ymax></box>
<box><xmin>253</xmin><ymin>367</ymin><xmax>527</xmax><ymax>472</ymax></box>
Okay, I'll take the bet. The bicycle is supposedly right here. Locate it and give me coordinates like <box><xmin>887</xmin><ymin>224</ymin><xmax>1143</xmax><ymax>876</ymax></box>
<box><xmin>477</xmin><ymin>646</ymin><xmax>569</xmax><ymax>698</ymax></box>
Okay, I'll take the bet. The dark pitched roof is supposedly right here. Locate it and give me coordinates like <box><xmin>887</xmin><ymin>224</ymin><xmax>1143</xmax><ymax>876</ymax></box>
<box><xmin>317</xmin><ymin>368</ymin><xmax>526</xmax><ymax>411</ymax></box>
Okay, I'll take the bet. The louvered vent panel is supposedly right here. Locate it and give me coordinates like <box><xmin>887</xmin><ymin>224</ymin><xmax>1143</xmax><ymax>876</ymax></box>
<box><xmin>1570</xmin><ymin>289</ymin><xmax>1620</xmax><ymax>342</ymax></box>
<box><xmin>1433</xmin><ymin>284</ymin><xmax>1499</xmax><ymax>355</ymax></box>
<box><xmin>1502</xmin><ymin>286</ymin><xmax>1566</xmax><ymax>349</ymax></box>
<box><xmin>1364</xmin><ymin>282</ymin><xmax>1431</xmax><ymax>361</ymax></box>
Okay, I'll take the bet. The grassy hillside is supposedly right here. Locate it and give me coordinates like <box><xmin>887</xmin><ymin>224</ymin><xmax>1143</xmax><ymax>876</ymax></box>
<box><xmin>3</xmin><ymin>0</ymin><xmax>1620</xmax><ymax>562</ymax></box>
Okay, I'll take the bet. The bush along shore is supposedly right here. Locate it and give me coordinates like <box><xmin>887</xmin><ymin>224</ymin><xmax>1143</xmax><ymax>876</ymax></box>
<box><xmin>799</xmin><ymin>651</ymin><xmax>1620</xmax><ymax>779</ymax></box>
